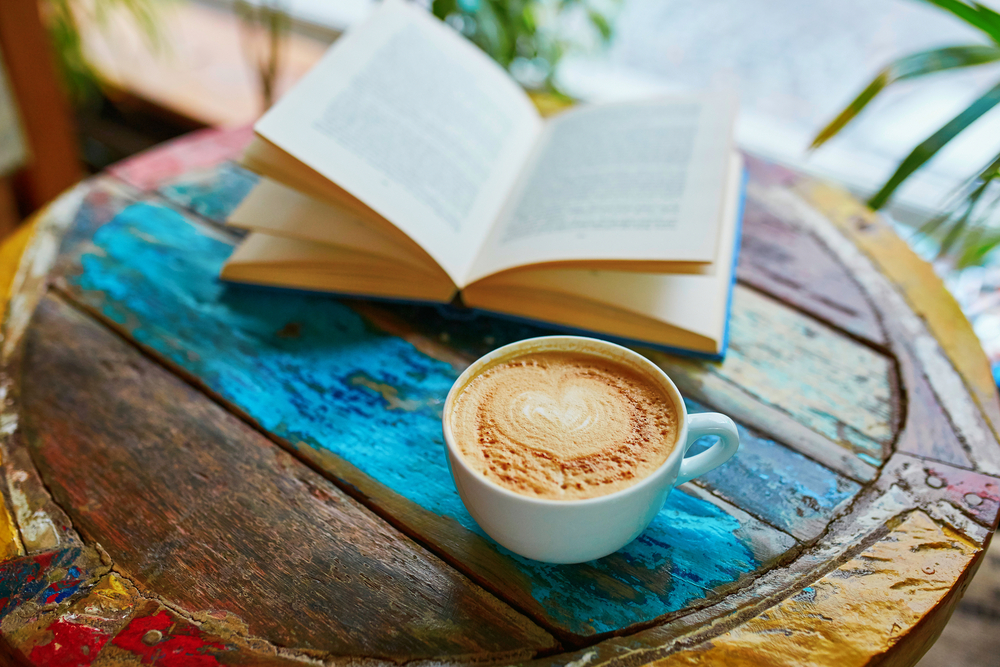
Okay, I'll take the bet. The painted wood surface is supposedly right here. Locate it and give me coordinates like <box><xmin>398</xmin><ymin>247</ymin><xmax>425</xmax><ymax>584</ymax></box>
<box><xmin>685</xmin><ymin>400</ymin><xmax>861</xmax><ymax>541</ymax></box>
<box><xmin>738</xmin><ymin>156</ymin><xmax>885</xmax><ymax>347</ymax></box>
<box><xmin>796</xmin><ymin>178</ymin><xmax>1000</xmax><ymax>445</ymax></box>
<box><xmin>697</xmin><ymin>286</ymin><xmax>894</xmax><ymax>464</ymax></box>
<box><xmin>158</xmin><ymin>162</ymin><xmax>259</xmax><ymax>227</ymax></box>
<box><xmin>511</xmin><ymin>450</ymin><xmax>997</xmax><ymax>667</ymax></box>
<box><xmin>52</xmin><ymin>198</ymin><xmax>800</xmax><ymax>639</ymax></box>
<box><xmin>107</xmin><ymin>125</ymin><xmax>254</xmax><ymax>192</ymax></box>
<box><xmin>652</xmin><ymin>511</ymin><xmax>981</xmax><ymax>667</ymax></box>
<box><xmin>3</xmin><ymin>573</ymin><xmax>142</xmax><ymax>666</ymax></box>
<box><xmin>150</xmin><ymin>162</ymin><xmax>899</xmax><ymax>470</ymax></box>
<box><xmin>20</xmin><ymin>294</ymin><xmax>555</xmax><ymax>659</ymax></box>
<box><xmin>0</xmin><ymin>126</ymin><xmax>997</xmax><ymax>666</ymax></box>
<box><xmin>753</xmin><ymin>172</ymin><xmax>1000</xmax><ymax>477</ymax></box>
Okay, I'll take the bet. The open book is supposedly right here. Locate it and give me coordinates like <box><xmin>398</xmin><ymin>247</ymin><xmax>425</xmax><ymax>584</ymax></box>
<box><xmin>222</xmin><ymin>0</ymin><xmax>745</xmax><ymax>358</ymax></box>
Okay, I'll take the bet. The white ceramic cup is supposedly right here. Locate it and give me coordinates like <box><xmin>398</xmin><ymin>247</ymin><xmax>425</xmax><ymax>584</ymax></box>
<box><xmin>442</xmin><ymin>335</ymin><xmax>740</xmax><ymax>564</ymax></box>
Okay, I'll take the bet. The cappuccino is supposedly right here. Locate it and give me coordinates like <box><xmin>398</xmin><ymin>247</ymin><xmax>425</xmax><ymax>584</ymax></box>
<box><xmin>450</xmin><ymin>351</ymin><xmax>678</xmax><ymax>500</ymax></box>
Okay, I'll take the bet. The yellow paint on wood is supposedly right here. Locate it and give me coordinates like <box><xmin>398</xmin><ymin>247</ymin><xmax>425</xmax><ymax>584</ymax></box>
<box><xmin>654</xmin><ymin>511</ymin><xmax>979</xmax><ymax>667</ymax></box>
<box><xmin>6</xmin><ymin>572</ymin><xmax>142</xmax><ymax>657</ymax></box>
<box><xmin>0</xmin><ymin>488</ymin><xmax>24</xmax><ymax>561</ymax></box>
<box><xmin>798</xmin><ymin>180</ymin><xmax>1000</xmax><ymax>440</ymax></box>
<box><xmin>0</xmin><ymin>217</ymin><xmax>36</xmax><ymax>328</ymax></box>
<box><xmin>0</xmin><ymin>220</ymin><xmax>32</xmax><ymax>562</ymax></box>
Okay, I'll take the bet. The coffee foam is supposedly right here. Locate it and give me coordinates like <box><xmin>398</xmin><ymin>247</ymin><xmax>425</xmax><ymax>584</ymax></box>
<box><xmin>450</xmin><ymin>351</ymin><xmax>678</xmax><ymax>500</ymax></box>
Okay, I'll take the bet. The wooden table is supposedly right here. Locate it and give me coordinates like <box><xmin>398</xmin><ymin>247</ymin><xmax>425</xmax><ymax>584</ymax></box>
<box><xmin>1</xmin><ymin>127</ymin><xmax>998</xmax><ymax>667</ymax></box>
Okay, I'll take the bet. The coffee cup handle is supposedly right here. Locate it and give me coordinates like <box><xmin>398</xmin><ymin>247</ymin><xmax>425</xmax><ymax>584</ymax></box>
<box><xmin>677</xmin><ymin>413</ymin><xmax>740</xmax><ymax>485</ymax></box>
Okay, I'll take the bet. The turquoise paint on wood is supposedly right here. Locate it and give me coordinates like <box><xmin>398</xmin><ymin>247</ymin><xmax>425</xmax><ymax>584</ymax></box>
<box><xmin>685</xmin><ymin>400</ymin><xmax>861</xmax><ymax>541</ymax></box>
<box><xmin>158</xmin><ymin>163</ymin><xmax>259</xmax><ymax>226</ymax></box>
<box><xmin>61</xmin><ymin>201</ymin><xmax>799</xmax><ymax>637</ymax></box>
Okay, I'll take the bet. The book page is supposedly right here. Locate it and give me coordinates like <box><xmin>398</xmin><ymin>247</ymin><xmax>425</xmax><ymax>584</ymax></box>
<box><xmin>255</xmin><ymin>0</ymin><xmax>542</xmax><ymax>285</ymax></box>
<box><xmin>228</xmin><ymin>178</ymin><xmax>447</xmax><ymax>279</ymax></box>
<box><xmin>465</xmin><ymin>94</ymin><xmax>735</xmax><ymax>284</ymax></box>
<box><xmin>470</xmin><ymin>154</ymin><xmax>743</xmax><ymax>335</ymax></box>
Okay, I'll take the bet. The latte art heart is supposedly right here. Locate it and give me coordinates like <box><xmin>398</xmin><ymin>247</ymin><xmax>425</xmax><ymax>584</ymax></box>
<box><xmin>496</xmin><ymin>384</ymin><xmax>633</xmax><ymax>460</ymax></box>
<box><xmin>451</xmin><ymin>351</ymin><xmax>678</xmax><ymax>500</ymax></box>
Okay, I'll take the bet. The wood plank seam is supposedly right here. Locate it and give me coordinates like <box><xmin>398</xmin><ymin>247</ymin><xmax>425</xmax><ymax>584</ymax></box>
<box><xmin>146</xmin><ymin>186</ymin><xmax>244</xmax><ymax>241</ymax></box>
<box><xmin>537</xmin><ymin>453</ymin><xmax>996</xmax><ymax>667</ymax></box>
<box><xmin>684</xmin><ymin>480</ymin><xmax>801</xmax><ymax>547</ymax></box>
<box><xmin>43</xmin><ymin>286</ymin><xmax>578</xmax><ymax>649</ymax></box>
<box><xmin>800</xmin><ymin>180</ymin><xmax>1000</xmax><ymax>439</ymax></box>
<box><xmin>572</xmin><ymin>510</ymin><xmax>908</xmax><ymax>667</ymax></box>
<box><xmin>741</xmin><ymin>279</ymin><xmax>905</xmax><ymax>465</ymax></box>
<box><xmin>659</xmin><ymin>365</ymin><xmax>875</xmax><ymax>484</ymax></box>
<box><xmin>45</xmin><ymin>284</ymin><xmax>813</xmax><ymax>652</ymax></box>
<box><xmin>764</xmin><ymin>181</ymin><xmax>1000</xmax><ymax>473</ymax></box>
<box><xmin>734</xmin><ymin>277</ymin><xmax>892</xmax><ymax>358</ymax></box>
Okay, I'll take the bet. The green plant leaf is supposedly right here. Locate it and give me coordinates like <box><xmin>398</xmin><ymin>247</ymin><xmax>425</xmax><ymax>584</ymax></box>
<box><xmin>811</xmin><ymin>44</ymin><xmax>1000</xmax><ymax>148</ymax></box>
<box><xmin>921</xmin><ymin>1</ymin><xmax>1000</xmax><ymax>43</ymax></box>
<box><xmin>588</xmin><ymin>10</ymin><xmax>613</xmax><ymax>41</ymax></box>
<box><xmin>868</xmin><ymin>78</ymin><xmax>1000</xmax><ymax>209</ymax></box>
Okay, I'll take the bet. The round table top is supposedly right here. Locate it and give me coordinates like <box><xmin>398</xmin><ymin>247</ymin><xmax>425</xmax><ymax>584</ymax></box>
<box><xmin>1</xmin><ymin>127</ymin><xmax>998</xmax><ymax>667</ymax></box>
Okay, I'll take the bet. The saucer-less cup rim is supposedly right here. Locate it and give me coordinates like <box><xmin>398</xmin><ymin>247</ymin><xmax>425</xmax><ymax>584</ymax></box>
<box><xmin>444</xmin><ymin>335</ymin><xmax>718</xmax><ymax>508</ymax></box>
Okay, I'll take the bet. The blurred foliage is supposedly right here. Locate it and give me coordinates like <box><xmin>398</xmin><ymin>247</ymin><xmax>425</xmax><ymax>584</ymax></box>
<box><xmin>41</xmin><ymin>0</ymin><xmax>165</xmax><ymax>105</ymax></box>
<box><xmin>430</xmin><ymin>0</ymin><xmax>619</xmax><ymax>91</ymax></box>
<box><xmin>235</xmin><ymin>0</ymin><xmax>290</xmax><ymax>110</ymax></box>
<box><xmin>812</xmin><ymin>0</ymin><xmax>1000</xmax><ymax>268</ymax></box>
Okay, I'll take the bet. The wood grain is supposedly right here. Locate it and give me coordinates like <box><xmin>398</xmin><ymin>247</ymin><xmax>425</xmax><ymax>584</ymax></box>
<box><xmin>738</xmin><ymin>159</ymin><xmax>885</xmax><ymax>347</ymax></box>
<box><xmin>651</xmin><ymin>511</ymin><xmax>981</xmax><ymax>667</ymax></box>
<box><xmin>19</xmin><ymin>294</ymin><xmax>555</xmax><ymax>660</ymax></box>
<box><xmin>685</xmin><ymin>400</ymin><xmax>861</xmax><ymax>541</ymax></box>
<box><xmin>51</xmin><ymin>198</ymin><xmax>801</xmax><ymax>640</ymax></box>
<box><xmin>796</xmin><ymin>178</ymin><xmax>1000</xmax><ymax>446</ymax></box>
<box><xmin>652</xmin><ymin>285</ymin><xmax>896</xmax><ymax>470</ymax></box>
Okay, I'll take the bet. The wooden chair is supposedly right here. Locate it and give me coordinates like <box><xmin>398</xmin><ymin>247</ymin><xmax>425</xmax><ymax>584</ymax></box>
<box><xmin>0</xmin><ymin>0</ymin><xmax>82</xmax><ymax>240</ymax></box>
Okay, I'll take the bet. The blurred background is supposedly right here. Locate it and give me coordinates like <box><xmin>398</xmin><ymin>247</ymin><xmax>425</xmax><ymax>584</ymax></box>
<box><xmin>1</xmin><ymin>0</ymin><xmax>999</xmax><ymax>664</ymax></box>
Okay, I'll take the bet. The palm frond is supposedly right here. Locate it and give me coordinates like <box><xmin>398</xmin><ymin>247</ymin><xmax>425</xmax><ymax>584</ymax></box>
<box><xmin>921</xmin><ymin>0</ymin><xmax>1000</xmax><ymax>43</ymax></box>
<box><xmin>868</xmin><ymin>79</ymin><xmax>1000</xmax><ymax>209</ymax></box>
<box><xmin>811</xmin><ymin>45</ymin><xmax>1000</xmax><ymax>148</ymax></box>
<box><xmin>916</xmin><ymin>152</ymin><xmax>1000</xmax><ymax>265</ymax></box>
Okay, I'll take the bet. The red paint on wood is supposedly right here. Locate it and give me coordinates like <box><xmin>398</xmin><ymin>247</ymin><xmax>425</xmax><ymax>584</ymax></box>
<box><xmin>111</xmin><ymin>609</ymin><xmax>225</xmax><ymax>667</ymax></box>
<box><xmin>926</xmin><ymin>464</ymin><xmax>1000</xmax><ymax>528</ymax></box>
<box><xmin>29</xmin><ymin>618</ymin><xmax>110</xmax><ymax>667</ymax></box>
<box><xmin>886</xmin><ymin>454</ymin><xmax>1000</xmax><ymax>528</ymax></box>
<box><xmin>108</xmin><ymin>126</ymin><xmax>254</xmax><ymax>191</ymax></box>
<box><xmin>0</xmin><ymin>550</ymin><xmax>68</xmax><ymax>618</ymax></box>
